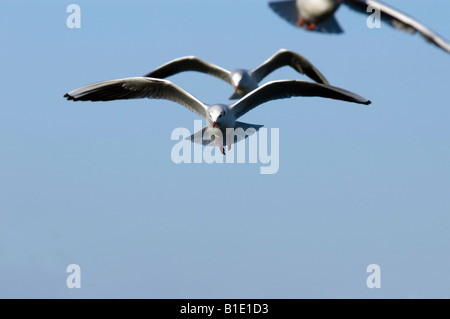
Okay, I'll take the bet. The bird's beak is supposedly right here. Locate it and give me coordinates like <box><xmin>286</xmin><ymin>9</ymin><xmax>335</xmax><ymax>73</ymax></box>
<box><xmin>234</xmin><ymin>86</ymin><xmax>238</xmax><ymax>90</ymax></box>
<box><xmin>213</xmin><ymin>121</ymin><xmax>216</xmax><ymax>128</ymax></box>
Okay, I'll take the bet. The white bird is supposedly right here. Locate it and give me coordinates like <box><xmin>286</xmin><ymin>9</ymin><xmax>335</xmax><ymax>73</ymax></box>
<box><xmin>144</xmin><ymin>49</ymin><xmax>329</xmax><ymax>99</ymax></box>
<box><xmin>269</xmin><ymin>0</ymin><xmax>450</xmax><ymax>54</ymax></box>
<box><xmin>64</xmin><ymin>77</ymin><xmax>371</xmax><ymax>155</ymax></box>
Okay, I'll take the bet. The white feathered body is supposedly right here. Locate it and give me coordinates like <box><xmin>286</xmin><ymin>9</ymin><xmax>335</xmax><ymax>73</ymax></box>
<box><xmin>297</xmin><ymin>0</ymin><xmax>341</xmax><ymax>23</ymax></box>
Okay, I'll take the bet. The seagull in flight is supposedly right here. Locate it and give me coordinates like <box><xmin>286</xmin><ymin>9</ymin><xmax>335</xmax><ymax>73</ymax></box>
<box><xmin>268</xmin><ymin>0</ymin><xmax>450</xmax><ymax>54</ymax></box>
<box><xmin>144</xmin><ymin>49</ymin><xmax>329</xmax><ymax>99</ymax></box>
<box><xmin>64</xmin><ymin>77</ymin><xmax>371</xmax><ymax>155</ymax></box>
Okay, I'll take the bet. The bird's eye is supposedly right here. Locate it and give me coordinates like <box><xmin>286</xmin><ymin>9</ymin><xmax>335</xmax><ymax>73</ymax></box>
<box><xmin>219</xmin><ymin>114</ymin><xmax>222</xmax><ymax>118</ymax></box>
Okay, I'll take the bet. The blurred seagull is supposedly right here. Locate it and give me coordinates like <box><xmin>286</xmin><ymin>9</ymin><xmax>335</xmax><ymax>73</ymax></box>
<box><xmin>64</xmin><ymin>77</ymin><xmax>371</xmax><ymax>155</ymax></box>
<box><xmin>268</xmin><ymin>0</ymin><xmax>450</xmax><ymax>54</ymax></box>
<box><xmin>144</xmin><ymin>49</ymin><xmax>329</xmax><ymax>99</ymax></box>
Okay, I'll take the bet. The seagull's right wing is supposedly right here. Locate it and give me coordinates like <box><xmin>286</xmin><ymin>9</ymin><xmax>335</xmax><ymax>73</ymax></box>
<box><xmin>64</xmin><ymin>77</ymin><xmax>209</xmax><ymax>118</ymax></box>
<box><xmin>231</xmin><ymin>80</ymin><xmax>371</xmax><ymax>119</ymax></box>
<box><xmin>251</xmin><ymin>49</ymin><xmax>330</xmax><ymax>85</ymax></box>
<box><xmin>344</xmin><ymin>0</ymin><xmax>450</xmax><ymax>54</ymax></box>
<box><xmin>144</xmin><ymin>56</ymin><xmax>232</xmax><ymax>85</ymax></box>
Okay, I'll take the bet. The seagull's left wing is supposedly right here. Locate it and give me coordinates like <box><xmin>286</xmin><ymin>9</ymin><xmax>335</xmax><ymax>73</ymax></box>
<box><xmin>144</xmin><ymin>56</ymin><xmax>232</xmax><ymax>85</ymax></box>
<box><xmin>344</xmin><ymin>0</ymin><xmax>450</xmax><ymax>54</ymax></box>
<box><xmin>64</xmin><ymin>77</ymin><xmax>209</xmax><ymax>118</ymax></box>
<box><xmin>231</xmin><ymin>80</ymin><xmax>371</xmax><ymax>120</ymax></box>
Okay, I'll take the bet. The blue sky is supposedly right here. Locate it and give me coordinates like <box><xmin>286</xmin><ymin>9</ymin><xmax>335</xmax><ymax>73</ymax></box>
<box><xmin>0</xmin><ymin>0</ymin><xmax>449</xmax><ymax>298</ymax></box>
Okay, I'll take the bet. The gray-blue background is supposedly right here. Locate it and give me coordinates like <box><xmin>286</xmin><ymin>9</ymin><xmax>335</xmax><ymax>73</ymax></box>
<box><xmin>1</xmin><ymin>0</ymin><xmax>449</xmax><ymax>298</ymax></box>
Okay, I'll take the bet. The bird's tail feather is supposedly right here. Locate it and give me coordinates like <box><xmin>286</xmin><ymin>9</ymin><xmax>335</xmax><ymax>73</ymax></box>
<box><xmin>187</xmin><ymin>122</ymin><xmax>264</xmax><ymax>146</ymax></box>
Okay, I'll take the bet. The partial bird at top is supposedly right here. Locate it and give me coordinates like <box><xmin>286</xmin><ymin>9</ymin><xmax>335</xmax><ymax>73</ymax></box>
<box><xmin>144</xmin><ymin>49</ymin><xmax>329</xmax><ymax>100</ymax></box>
<box><xmin>268</xmin><ymin>0</ymin><xmax>450</xmax><ymax>54</ymax></box>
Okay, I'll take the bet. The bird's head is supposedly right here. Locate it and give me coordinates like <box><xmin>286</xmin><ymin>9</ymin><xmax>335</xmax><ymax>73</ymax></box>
<box><xmin>230</xmin><ymin>69</ymin><xmax>256</xmax><ymax>99</ymax></box>
<box><xmin>208</xmin><ymin>105</ymin><xmax>227</xmax><ymax>128</ymax></box>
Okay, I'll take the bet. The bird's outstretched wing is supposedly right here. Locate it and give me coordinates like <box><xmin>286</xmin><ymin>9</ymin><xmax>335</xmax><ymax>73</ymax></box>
<box><xmin>251</xmin><ymin>49</ymin><xmax>330</xmax><ymax>85</ymax></box>
<box><xmin>64</xmin><ymin>77</ymin><xmax>209</xmax><ymax>118</ymax></box>
<box><xmin>144</xmin><ymin>56</ymin><xmax>233</xmax><ymax>85</ymax></box>
<box><xmin>344</xmin><ymin>0</ymin><xmax>450</xmax><ymax>54</ymax></box>
<box><xmin>231</xmin><ymin>80</ymin><xmax>371</xmax><ymax>119</ymax></box>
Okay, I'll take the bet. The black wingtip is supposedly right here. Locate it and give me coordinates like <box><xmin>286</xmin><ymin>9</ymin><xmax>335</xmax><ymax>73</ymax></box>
<box><xmin>64</xmin><ymin>93</ymin><xmax>75</xmax><ymax>101</ymax></box>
